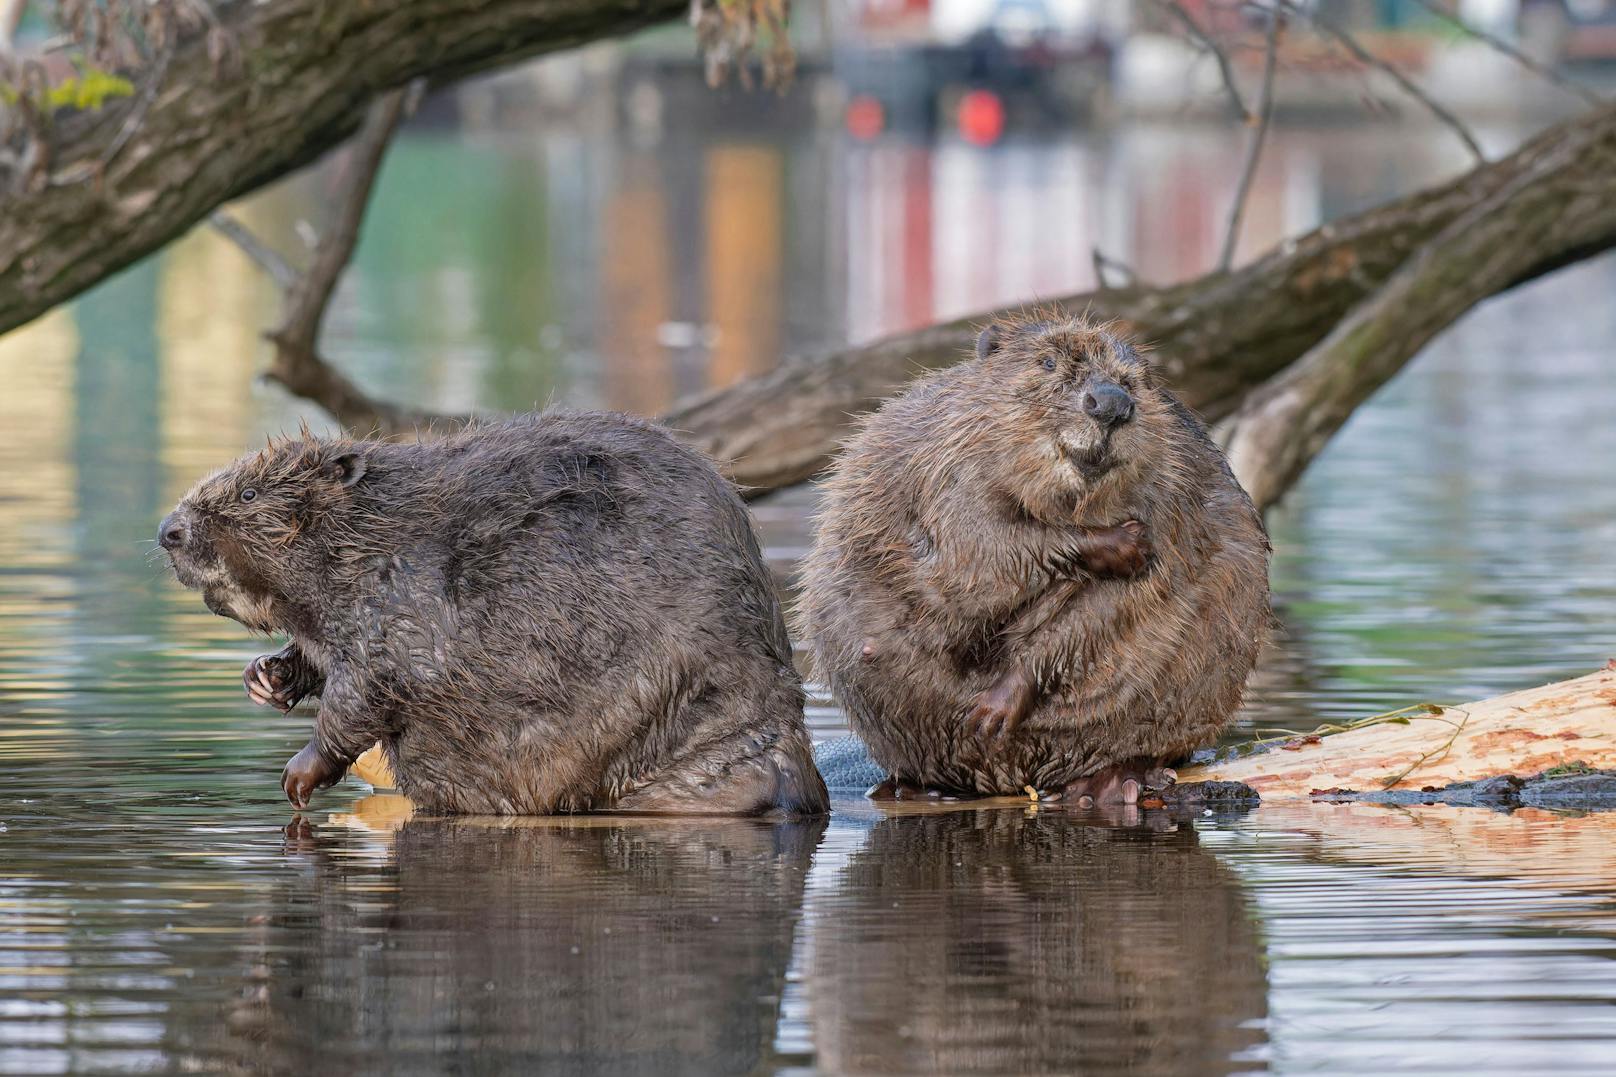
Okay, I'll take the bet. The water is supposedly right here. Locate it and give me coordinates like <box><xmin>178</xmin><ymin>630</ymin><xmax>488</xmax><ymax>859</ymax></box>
<box><xmin>3</xmin><ymin>108</ymin><xmax>1616</xmax><ymax>1074</ymax></box>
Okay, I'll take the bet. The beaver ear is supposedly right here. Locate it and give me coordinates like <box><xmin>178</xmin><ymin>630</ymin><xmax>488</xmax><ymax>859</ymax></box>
<box><xmin>976</xmin><ymin>325</ymin><xmax>1003</xmax><ymax>361</ymax></box>
<box><xmin>320</xmin><ymin>450</ymin><xmax>367</xmax><ymax>489</ymax></box>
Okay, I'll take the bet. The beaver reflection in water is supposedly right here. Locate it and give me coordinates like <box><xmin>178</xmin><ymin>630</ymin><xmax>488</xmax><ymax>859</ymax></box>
<box><xmin>800</xmin><ymin>314</ymin><xmax>1270</xmax><ymax>804</ymax></box>
<box><xmin>159</xmin><ymin>411</ymin><xmax>828</xmax><ymax>817</ymax></box>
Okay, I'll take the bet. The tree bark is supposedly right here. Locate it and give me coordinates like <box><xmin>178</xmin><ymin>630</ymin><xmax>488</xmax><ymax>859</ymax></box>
<box><xmin>0</xmin><ymin>0</ymin><xmax>684</xmax><ymax>336</ymax></box>
<box><xmin>663</xmin><ymin>104</ymin><xmax>1616</xmax><ymax>496</ymax></box>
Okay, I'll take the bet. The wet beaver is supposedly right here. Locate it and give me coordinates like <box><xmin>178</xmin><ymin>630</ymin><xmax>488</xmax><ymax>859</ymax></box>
<box><xmin>159</xmin><ymin>411</ymin><xmax>828</xmax><ymax>817</ymax></box>
<box><xmin>799</xmin><ymin>314</ymin><xmax>1270</xmax><ymax>804</ymax></box>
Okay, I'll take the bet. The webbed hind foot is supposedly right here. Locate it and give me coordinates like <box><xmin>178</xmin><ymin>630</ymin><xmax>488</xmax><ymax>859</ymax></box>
<box><xmin>1045</xmin><ymin>758</ymin><xmax>1171</xmax><ymax>808</ymax></box>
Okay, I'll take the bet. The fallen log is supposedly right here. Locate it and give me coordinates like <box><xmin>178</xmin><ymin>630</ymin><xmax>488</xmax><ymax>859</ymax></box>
<box><xmin>1179</xmin><ymin>666</ymin><xmax>1616</xmax><ymax>799</ymax></box>
<box><xmin>345</xmin><ymin>667</ymin><xmax>1616</xmax><ymax>807</ymax></box>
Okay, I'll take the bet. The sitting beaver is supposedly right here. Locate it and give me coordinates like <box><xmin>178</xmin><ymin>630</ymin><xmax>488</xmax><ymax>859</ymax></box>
<box><xmin>799</xmin><ymin>314</ymin><xmax>1270</xmax><ymax>804</ymax></box>
<box><xmin>159</xmin><ymin>411</ymin><xmax>828</xmax><ymax>817</ymax></box>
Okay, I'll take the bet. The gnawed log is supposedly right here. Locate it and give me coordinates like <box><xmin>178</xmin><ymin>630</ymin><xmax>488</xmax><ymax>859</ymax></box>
<box><xmin>346</xmin><ymin>668</ymin><xmax>1616</xmax><ymax>808</ymax></box>
<box><xmin>1179</xmin><ymin>667</ymin><xmax>1616</xmax><ymax>798</ymax></box>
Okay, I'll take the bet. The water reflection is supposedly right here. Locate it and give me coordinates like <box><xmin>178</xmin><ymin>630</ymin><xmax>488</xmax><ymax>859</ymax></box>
<box><xmin>808</xmin><ymin>807</ymin><xmax>1267</xmax><ymax>1076</ymax></box>
<box><xmin>191</xmin><ymin>815</ymin><xmax>823</xmax><ymax>1075</ymax></box>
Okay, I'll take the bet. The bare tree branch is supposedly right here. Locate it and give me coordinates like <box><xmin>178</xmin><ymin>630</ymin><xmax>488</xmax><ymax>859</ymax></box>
<box><xmin>212</xmin><ymin>82</ymin><xmax>460</xmax><ymax>437</ymax></box>
<box><xmin>1408</xmin><ymin>0</ymin><xmax>1604</xmax><ymax>109</ymax></box>
<box><xmin>1149</xmin><ymin>0</ymin><xmax>1251</xmax><ymax>121</ymax></box>
<box><xmin>1091</xmin><ymin>247</ymin><xmax>1139</xmax><ymax>289</ymax></box>
<box><xmin>1219</xmin><ymin>10</ymin><xmax>1282</xmax><ymax>272</ymax></box>
<box><xmin>209</xmin><ymin>211</ymin><xmax>297</xmax><ymax>289</ymax></box>
<box><xmin>1282</xmin><ymin>0</ymin><xmax>1484</xmax><ymax>163</ymax></box>
<box><xmin>0</xmin><ymin>0</ymin><xmax>689</xmax><ymax>338</ymax></box>
<box><xmin>1218</xmin><ymin>115</ymin><xmax>1616</xmax><ymax>510</ymax></box>
<box><xmin>273</xmin><ymin>85</ymin><xmax>416</xmax><ymax>358</ymax></box>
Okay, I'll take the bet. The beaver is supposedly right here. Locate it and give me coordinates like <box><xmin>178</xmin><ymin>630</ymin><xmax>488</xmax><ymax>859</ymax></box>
<box><xmin>158</xmin><ymin>411</ymin><xmax>829</xmax><ymax>817</ymax></box>
<box><xmin>799</xmin><ymin>314</ymin><xmax>1270</xmax><ymax>805</ymax></box>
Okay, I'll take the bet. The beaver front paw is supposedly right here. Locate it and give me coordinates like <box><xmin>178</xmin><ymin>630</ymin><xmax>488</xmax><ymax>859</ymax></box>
<box><xmin>245</xmin><ymin>653</ymin><xmax>304</xmax><ymax>712</ymax></box>
<box><xmin>281</xmin><ymin>742</ymin><xmax>346</xmax><ymax>810</ymax></box>
<box><xmin>1081</xmin><ymin>520</ymin><xmax>1153</xmax><ymax>578</ymax></box>
<box><xmin>964</xmin><ymin>667</ymin><xmax>1035</xmax><ymax>744</ymax></box>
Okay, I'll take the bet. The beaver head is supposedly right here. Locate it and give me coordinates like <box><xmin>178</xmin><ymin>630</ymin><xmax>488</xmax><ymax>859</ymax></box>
<box><xmin>158</xmin><ymin>435</ymin><xmax>368</xmax><ymax>635</ymax></box>
<box><xmin>971</xmin><ymin>314</ymin><xmax>1178</xmax><ymax>515</ymax></box>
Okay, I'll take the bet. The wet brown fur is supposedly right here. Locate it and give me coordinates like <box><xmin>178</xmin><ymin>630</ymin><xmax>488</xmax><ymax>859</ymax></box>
<box><xmin>798</xmin><ymin>313</ymin><xmax>1271</xmax><ymax>795</ymax></box>
<box><xmin>162</xmin><ymin>411</ymin><xmax>829</xmax><ymax>816</ymax></box>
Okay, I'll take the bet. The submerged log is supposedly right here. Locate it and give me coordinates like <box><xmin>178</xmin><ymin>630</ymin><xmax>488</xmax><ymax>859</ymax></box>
<box><xmin>1179</xmin><ymin>666</ymin><xmax>1616</xmax><ymax>799</ymax></box>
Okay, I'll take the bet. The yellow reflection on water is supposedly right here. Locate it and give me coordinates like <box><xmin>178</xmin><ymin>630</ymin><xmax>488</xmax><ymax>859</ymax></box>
<box><xmin>155</xmin><ymin>211</ymin><xmax>280</xmax><ymax>498</ymax></box>
<box><xmin>705</xmin><ymin>145</ymin><xmax>781</xmax><ymax>389</ymax></box>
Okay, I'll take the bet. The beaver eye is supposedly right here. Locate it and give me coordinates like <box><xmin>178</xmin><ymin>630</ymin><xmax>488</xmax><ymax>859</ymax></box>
<box><xmin>1041</xmin><ymin>357</ymin><xmax>1057</xmax><ymax>372</ymax></box>
<box><xmin>239</xmin><ymin>488</ymin><xmax>258</xmax><ymax>504</ymax></box>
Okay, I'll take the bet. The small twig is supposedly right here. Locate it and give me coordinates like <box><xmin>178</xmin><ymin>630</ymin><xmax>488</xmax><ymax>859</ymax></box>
<box><xmin>1408</xmin><ymin>0</ymin><xmax>1604</xmax><ymax>109</ymax></box>
<box><xmin>276</xmin><ymin>84</ymin><xmax>414</xmax><ymax>355</ymax></box>
<box><xmin>1091</xmin><ymin>247</ymin><xmax>1138</xmax><ymax>290</ymax></box>
<box><xmin>98</xmin><ymin>41</ymin><xmax>176</xmax><ymax>177</ymax></box>
<box><xmin>1219</xmin><ymin>10</ymin><xmax>1281</xmax><ymax>272</ymax></box>
<box><xmin>1149</xmin><ymin>0</ymin><xmax>1251</xmax><ymax>121</ymax></box>
<box><xmin>1379</xmin><ymin>707</ymin><xmax>1471</xmax><ymax>788</ymax></box>
<box><xmin>209</xmin><ymin>210</ymin><xmax>298</xmax><ymax>289</ymax></box>
<box><xmin>1282</xmin><ymin>0</ymin><xmax>1484</xmax><ymax>163</ymax></box>
<box><xmin>1246</xmin><ymin>703</ymin><xmax>1459</xmax><ymax>750</ymax></box>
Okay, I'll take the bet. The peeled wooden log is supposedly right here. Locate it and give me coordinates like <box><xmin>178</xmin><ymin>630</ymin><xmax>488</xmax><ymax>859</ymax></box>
<box><xmin>345</xmin><ymin>668</ymin><xmax>1616</xmax><ymax>806</ymax></box>
<box><xmin>1179</xmin><ymin>666</ymin><xmax>1616</xmax><ymax>798</ymax></box>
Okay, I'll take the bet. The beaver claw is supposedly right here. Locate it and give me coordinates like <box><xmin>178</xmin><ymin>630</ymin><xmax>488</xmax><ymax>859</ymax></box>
<box><xmin>1044</xmin><ymin>759</ymin><xmax>1168</xmax><ymax>807</ymax></box>
<box><xmin>965</xmin><ymin>667</ymin><xmax>1035</xmax><ymax>745</ymax></box>
<box><xmin>281</xmin><ymin>741</ymin><xmax>345</xmax><ymax>810</ymax></box>
<box><xmin>245</xmin><ymin>654</ymin><xmax>302</xmax><ymax>713</ymax></box>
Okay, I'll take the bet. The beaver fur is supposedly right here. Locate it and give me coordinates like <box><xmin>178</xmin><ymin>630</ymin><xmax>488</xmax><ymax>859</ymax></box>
<box><xmin>159</xmin><ymin>411</ymin><xmax>828</xmax><ymax>817</ymax></box>
<box><xmin>799</xmin><ymin>314</ymin><xmax>1270</xmax><ymax>802</ymax></box>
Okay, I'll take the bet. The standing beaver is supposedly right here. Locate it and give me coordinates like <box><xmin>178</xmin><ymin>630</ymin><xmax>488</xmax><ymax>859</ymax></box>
<box><xmin>799</xmin><ymin>314</ymin><xmax>1270</xmax><ymax>804</ymax></box>
<box><xmin>159</xmin><ymin>411</ymin><xmax>828</xmax><ymax>817</ymax></box>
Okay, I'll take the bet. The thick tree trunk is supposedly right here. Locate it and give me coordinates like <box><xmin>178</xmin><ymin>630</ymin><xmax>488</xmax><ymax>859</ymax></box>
<box><xmin>0</xmin><ymin>0</ymin><xmax>684</xmax><ymax>336</ymax></box>
<box><xmin>664</xmin><ymin>105</ymin><xmax>1616</xmax><ymax>497</ymax></box>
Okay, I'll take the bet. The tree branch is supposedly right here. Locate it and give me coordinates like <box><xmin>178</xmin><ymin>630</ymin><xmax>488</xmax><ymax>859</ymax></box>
<box><xmin>213</xmin><ymin>84</ymin><xmax>461</xmax><ymax>437</ymax></box>
<box><xmin>1408</xmin><ymin>0</ymin><xmax>1604</xmax><ymax>109</ymax></box>
<box><xmin>1148</xmin><ymin>0</ymin><xmax>1251</xmax><ymax>121</ymax></box>
<box><xmin>1218</xmin><ymin>11</ymin><xmax>1281</xmax><ymax>272</ymax></box>
<box><xmin>273</xmin><ymin>85</ymin><xmax>415</xmax><ymax>357</ymax></box>
<box><xmin>660</xmin><ymin>104</ymin><xmax>1616</xmax><ymax>497</ymax></box>
<box><xmin>1283</xmin><ymin>0</ymin><xmax>1484</xmax><ymax>164</ymax></box>
<box><xmin>208</xmin><ymin>211</ymin><xmax>297</xmax><ymax>290</ymax></box>
<box><xmin>1218</xmin><ymin>113</ymin><xmax>1616</xmax><ymax>510</ymax></box>
<box><xmin>0</xmin><ymin>0</ymin><xmax>687</xmax><ymax>338</ymax></box>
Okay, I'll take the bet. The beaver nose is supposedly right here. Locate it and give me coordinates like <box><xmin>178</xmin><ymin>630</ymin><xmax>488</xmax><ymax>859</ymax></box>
<box><xmin>158</xmin><ymin>511</ymin><xmax>189</xmax><ymax>550</ymax></box>
<box><xmin>1082</xmin><ymin>383</ymin><xmax>1134</xmax><ymax>426</ymax></box>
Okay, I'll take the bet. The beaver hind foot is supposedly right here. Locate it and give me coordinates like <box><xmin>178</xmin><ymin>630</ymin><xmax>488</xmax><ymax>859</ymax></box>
<box><xmin>1045</xmin><ymin>759</ymin><xmax>1175</xmax><ymax>807</ymax></box>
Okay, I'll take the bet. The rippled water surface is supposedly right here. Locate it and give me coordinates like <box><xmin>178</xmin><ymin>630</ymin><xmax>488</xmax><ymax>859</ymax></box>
<box><xmin>3</xmin><ymin>108</ymin><xmax>1616</xmax><ymax>1074</ymax></box>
